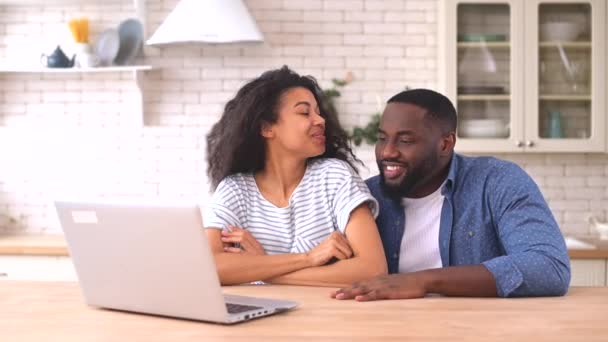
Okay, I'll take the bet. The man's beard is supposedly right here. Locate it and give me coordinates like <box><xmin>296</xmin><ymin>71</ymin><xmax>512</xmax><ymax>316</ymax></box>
<box><xmin>378</xmin><ymin>151</ymin><xmax>439</xmax><ymax>199</ymax></box>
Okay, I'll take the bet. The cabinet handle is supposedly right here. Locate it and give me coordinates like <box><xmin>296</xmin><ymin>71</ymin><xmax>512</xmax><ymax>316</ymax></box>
<box><xmin>515</xmin><ymin>140</ymin><xmax>523</xmax><ymax>147</ymax></box>
<box><xmin>525</xmin><ymin>140</ymin><xmax>534</xmax><ymax>147</ymax></box>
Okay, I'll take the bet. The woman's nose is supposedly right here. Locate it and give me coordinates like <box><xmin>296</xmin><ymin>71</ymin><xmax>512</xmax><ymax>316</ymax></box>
<box><xmin>313</xmin><ymin>112</ymin><xmax>326</xmax><ymax>126</ymax></box>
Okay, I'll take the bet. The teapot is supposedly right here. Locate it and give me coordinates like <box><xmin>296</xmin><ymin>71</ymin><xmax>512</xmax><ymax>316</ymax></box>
<box><xmin>40</xmin><ymin>46</ymin><xmax>75</xmax><ymax>68</ymax></box>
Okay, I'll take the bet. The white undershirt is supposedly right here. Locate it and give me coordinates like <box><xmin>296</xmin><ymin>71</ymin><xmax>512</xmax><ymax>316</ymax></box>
<box><xmin>398</xmin><ymin>183</ymin><xmax>445</xmax><ymax>273</ymax></box>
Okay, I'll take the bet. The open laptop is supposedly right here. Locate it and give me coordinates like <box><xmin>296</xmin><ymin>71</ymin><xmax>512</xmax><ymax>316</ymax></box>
<box><xmin>54</xmin><ymin>200</ymin><xmax>298</xmax><ymax>324</ymax></box>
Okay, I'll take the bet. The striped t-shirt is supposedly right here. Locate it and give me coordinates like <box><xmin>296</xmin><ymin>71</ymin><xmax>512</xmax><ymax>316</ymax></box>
<box><xmin>203</xmin><ymin>158</ymin><xmax>378</xmax><ymax>255</ymax></box>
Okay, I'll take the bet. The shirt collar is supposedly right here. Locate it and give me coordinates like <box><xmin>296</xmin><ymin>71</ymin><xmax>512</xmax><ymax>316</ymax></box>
<box><xmin>441</xmin><ymin>153</ymin><xmax>459</xmax><ymax>197</ymax></box>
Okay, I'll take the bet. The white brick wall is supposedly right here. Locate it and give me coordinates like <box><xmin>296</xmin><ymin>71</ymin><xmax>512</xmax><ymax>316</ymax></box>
<box><xmin>0</xmin><ymin>0</ymin><xmax>606</xmax><ymax>237</ymax></box>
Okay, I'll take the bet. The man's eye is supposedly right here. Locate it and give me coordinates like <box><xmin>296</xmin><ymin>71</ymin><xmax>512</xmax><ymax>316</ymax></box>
<box><xmin>377</xmin><ymin>136</ymin><xmax>386</xmax><ymax>142</ymax></box>
<box><xmin>399</xmin><ymin>140</ymin><xmax>414</xmax><ymax>144</ymax></box>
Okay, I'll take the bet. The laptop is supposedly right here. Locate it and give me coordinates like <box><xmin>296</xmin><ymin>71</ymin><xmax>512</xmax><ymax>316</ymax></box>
<box><xmin>54</xmin><ymin>200</ymin><xmax>298</xmax><ymax>324</ymax></box>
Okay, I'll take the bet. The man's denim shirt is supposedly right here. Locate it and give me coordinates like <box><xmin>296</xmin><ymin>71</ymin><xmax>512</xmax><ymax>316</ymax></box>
<box><xmin>366</xmin><ymin>153</ymin><xmax>571</xmax><ymax>297</ymax></box>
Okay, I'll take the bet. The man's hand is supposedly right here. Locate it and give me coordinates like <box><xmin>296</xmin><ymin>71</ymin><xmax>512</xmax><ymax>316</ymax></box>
<box><xmin>221</xmin><ymin>225</ymin><xmax>266</xmax><ymax>256</ymax></box>
<box><xmin>306</xmin><ymin>231</ymin><xmax>353</xmax><ymax>267</ymax></box>
<box><xmin>331</xmin><ymin>272</ymin><xmax>430</xmax><ymax>301</ymax></box>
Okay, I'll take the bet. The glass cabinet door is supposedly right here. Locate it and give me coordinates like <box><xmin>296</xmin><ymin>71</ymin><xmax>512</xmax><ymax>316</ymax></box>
<box><xmin>525</xmin><ymin>0</ymin><xmax>605</xmax><ymax>151</ymax></box>
<box><xmin>443</xmin><ymin>0</ymin><xmax>524</xmax><ymax>152</ymax></box>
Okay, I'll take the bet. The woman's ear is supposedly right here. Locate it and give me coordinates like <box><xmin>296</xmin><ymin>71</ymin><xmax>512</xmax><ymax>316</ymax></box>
<box><xmin>260</xmin><ymin>122</ymin><xmax>274</xmax><ymax>138</ymax></box>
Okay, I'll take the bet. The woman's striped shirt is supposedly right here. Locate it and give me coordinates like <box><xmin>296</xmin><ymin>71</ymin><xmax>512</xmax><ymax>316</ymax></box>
<box><xmin>203</xmin><ymin>158</ymin><xmax>378</xmax><ymax>255</ymax></box>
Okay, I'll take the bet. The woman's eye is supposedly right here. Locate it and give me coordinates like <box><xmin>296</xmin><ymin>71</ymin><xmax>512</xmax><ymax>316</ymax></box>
<box><xmin>298</xmin><ymin>112</ymin><xmax>310</xmax><ymax>116</ymax></box>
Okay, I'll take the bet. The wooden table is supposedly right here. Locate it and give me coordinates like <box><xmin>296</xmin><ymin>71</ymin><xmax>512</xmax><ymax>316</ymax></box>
<box><xmin>1</xmin><ymin>281</ymin><xmax>607</xmax><ymax>341</ymax></box>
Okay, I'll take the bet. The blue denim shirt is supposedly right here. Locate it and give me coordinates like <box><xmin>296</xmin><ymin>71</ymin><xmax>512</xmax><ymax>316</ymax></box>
<box><xmin>366</xmin><ymin>153</ymin><xmax>571</xmax><ymax>297</ymax></box>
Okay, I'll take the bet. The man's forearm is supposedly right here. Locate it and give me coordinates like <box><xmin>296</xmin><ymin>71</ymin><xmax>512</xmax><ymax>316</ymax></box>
<box><xmin>422</xmin><ymin>265</ymin><xmax>498</xmax><ymax>297</ymax></box>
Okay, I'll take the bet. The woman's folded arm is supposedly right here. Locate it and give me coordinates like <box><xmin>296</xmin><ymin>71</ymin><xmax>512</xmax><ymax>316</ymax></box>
<box><xmin>265</xmin><ymin>204</ymin><xmax>388</xmax><ymax>287</ymax></box>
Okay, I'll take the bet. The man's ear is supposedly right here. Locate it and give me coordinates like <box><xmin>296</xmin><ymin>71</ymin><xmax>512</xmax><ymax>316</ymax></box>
<box><xmin>439</xmin><ymin>132</ymin><xmax>456</xmax><ymax>156</ymax></box>
<box><xmin>260</xmin><ymin>122</ymin><xmax>274</xmax><ymax>138</ymax></box>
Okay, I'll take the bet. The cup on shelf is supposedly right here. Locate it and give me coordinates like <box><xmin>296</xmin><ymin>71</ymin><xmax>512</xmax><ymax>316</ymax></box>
<box><xmin>561</xmin><ymin>60</ymin><xmax>589</xmax><ymax>94</ymax></box>
<box><xmin>74</xmin><ymin>43</ymin><xmax>100</xmax><ymax>68</ymax></box>
<box><xmin>539</xmin><ymin>60</ymin><xmax>552</xmax><ymax>93</ymax></box>
<box><xmin>546</xmin><ymin>111</ymin><xmax>563</xmax><ymax>139</ymax></box>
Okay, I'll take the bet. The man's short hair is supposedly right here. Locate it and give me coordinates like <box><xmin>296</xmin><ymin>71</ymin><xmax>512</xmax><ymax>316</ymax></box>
<box><xmin>387</xmin><ymin>89</ymin><xmax>457</xmax><ymax>132</ymax></box>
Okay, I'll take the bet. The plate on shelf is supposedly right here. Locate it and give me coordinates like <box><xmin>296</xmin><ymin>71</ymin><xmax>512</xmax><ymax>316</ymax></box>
<box><xmin>459</xmin><ymin>119</ymin><xmax>510</xmax><ymax>138</ymax></box>
<box><xmin>458</xmin><ymin>86</ymin><xmax>506</xmax><ymax>95</ymax></box>
<box><xmin>114</xmin><ymin>18</ymin><xmax>143</xmax><ymax>66</ymax></box>
<box><xmin>95</xmin><ymin>28</ymin><xmax>120</xmax><ymax>66</ymax></box>
<box><xmin>540</xmin><ymin>22</ymin><xmax>582</xmax><ymax>42</ymax></box>
<box><xmin>458</xmin><ymin>34</ymin><xmax>507</xmax><ymax>42</ymax></box>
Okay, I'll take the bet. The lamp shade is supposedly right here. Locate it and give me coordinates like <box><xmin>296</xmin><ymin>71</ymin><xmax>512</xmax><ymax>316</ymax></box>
<box><xmin>146</xmin><ymin>0</ymin><xmax>264</xmax><ymax>45</ymax></box>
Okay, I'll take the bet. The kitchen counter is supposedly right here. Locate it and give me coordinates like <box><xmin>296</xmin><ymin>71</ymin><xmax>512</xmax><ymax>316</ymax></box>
<box><xmin>1</xmin><ymin>234</ymin><xmax>607</xmax><ymax>258</ymax></box>
<box><xmin>0</xmin><ymin>234</ymin><xmax>68</xmax><ymax>256</ymax></box>
<box><xmin>1</xmin><ymin>281</ymin><xmax>607</xmax><ymax>341</ymax></box>
<box><xmin>567</xmin><ymin>237</ymin><xmax>608</xmax><ymax>259</ymax></box>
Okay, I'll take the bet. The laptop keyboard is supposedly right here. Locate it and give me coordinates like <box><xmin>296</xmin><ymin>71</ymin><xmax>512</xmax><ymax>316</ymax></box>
<box><xmin>226</xmin><ymin>303</ymin><xmax>263</xmax><ymax>314</ymax></box>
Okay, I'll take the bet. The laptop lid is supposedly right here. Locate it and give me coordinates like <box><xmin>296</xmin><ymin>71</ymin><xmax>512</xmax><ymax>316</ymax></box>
<box><xmin>55</xmin><ymin>200</ymin><xmax>232</xmax><ymax>323</ymax></box>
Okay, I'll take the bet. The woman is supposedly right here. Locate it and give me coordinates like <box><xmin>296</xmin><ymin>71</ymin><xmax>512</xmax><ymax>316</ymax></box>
<box><xmin>204</xmin><ymin>66</ymin><xmax>387</xmax><ymax>286</ymax></box>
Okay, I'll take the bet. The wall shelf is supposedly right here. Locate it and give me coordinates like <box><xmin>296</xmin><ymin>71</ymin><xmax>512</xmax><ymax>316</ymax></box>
<box><xmin>539</xmin><ymin>42</ymin><xmax>592</xmax><ymax>49</ymax></box>
<box><xmin>457</xmin><ymin>94</ymin><xmax>511</xmax><ymax>101</ymax></box>
<box><xmin>539</xmin><ymin>95</ymin><xmax>592</xmax><ymax>101</ymax></box>
<box><xmin>457</xmin><ymin>42</ymin><xmax>511</xmax><ymax>49</ymax></box>
<box><xmin>0</xmin><ymin>0</ymin><xmax>125</xmax><ymax>5</ymax></box>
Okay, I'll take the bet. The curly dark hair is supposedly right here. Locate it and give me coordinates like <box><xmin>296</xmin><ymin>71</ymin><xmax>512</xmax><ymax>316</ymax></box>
<box><xmin>206</xmin><ymin>65</ymin><xmax>361</xmax><ymax>190</ymax></box>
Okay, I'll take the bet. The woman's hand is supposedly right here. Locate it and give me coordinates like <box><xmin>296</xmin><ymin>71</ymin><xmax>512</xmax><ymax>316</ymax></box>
<box><xmin>221</xmin><ymin>225</ymin><xmax>266</xmax><ymax>256</ymax></box>
<box><xmin>306</xmin><ymin>231</ymin><xmax>353</xmax><ymax>267</ymax></box>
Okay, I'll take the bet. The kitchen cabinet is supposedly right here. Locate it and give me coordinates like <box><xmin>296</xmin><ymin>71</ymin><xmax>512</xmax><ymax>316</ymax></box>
<box><xmin>570</xmin><ymin>259</ymin><xmax>607</xmax><ymax>286</ymax></box>
<box><xmin>0</xmin><ymin>235</ymin><xmax>76</xmax><ymax>281</ymax></box>
<box><xmin>439</xmin><ymin>0</ymin><xmax>606</xmax><ymax>153</ymax></box>
<box><xmin>0</xmin><ymin>255</ymin><xmax>77</xmax><ymax>281</ymax></box>
<box><xmin>569</xmin><ymin>238</ymin><xmax>608</xmax><ymax>286</ymax></box>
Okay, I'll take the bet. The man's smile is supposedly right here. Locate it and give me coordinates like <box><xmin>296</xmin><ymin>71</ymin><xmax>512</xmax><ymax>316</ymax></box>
<box><xmin>382</xmin><ymin>162</ymin><xmax>406</xmax><ymax>180</ymax></box>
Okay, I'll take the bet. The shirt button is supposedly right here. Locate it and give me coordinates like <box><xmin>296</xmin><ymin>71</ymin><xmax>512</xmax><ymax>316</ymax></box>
<box><xmin>393</xmin><ymin>253</ymin><xmax>398</xmax><ymax>259</ymax></box>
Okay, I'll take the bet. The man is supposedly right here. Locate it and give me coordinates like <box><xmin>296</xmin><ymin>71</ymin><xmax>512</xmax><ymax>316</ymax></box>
<box><xmin>332</xmin><ymin>89</ymin><xmax>570</xmax><ymax>301</ymax></box>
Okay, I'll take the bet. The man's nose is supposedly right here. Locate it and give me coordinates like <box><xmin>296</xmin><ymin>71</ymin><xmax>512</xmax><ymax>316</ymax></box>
<box><xmin>381</xmin><ymin>141</ymin><xmax>399</xmax><ymax>159</ymax></box>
